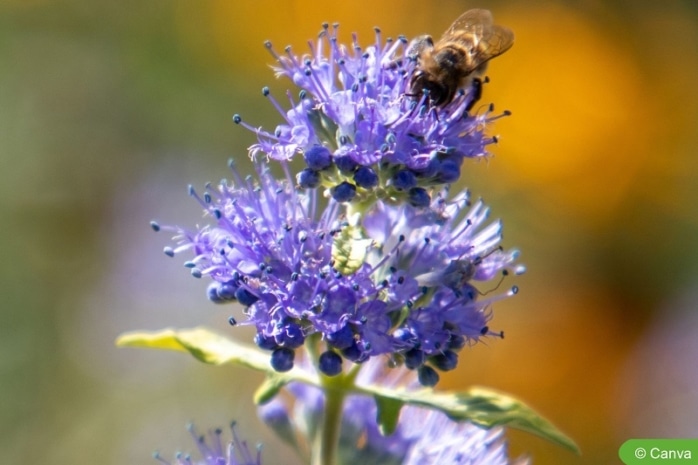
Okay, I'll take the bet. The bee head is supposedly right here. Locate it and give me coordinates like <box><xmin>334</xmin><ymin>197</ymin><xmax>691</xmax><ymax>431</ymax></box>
<box><xmin>409</xmin><ymin>70</ymin><xmax>449</xmax><ymax>107</ymax></box>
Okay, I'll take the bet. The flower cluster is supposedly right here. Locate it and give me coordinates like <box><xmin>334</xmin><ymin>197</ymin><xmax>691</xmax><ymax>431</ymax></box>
<box><xmin>153</xmin><ymin>160</ymin><xmax>521</xmax><ymax>385</ymax></box>
<box><xmin>138</xmin><ymin>13</ymin><xmax>558</xmax><ymax>465</ymax></box>
<box><xmin>154</xmin><ymin>422</ymin><xmax>262</xmax><ymax>465</ymax></box>
<box><xmin>233</xmin><ymin>24</ymin><xmax>508</xmax><ymax>207</ymax></box>
<box><xmin>259</xmin><ymin>358</ymin><xmax>528</xmax><ymax>465</ymax></box>
<box><xmin>152</xmin><ymin>24</ymin><xmax>520</xmax><ymax>385</ymax></box>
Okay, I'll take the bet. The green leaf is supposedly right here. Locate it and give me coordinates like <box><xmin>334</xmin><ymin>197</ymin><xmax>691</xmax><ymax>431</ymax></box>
<box><xmin>254</xmin><ymin>375</ymin><xmax>291</xmax><ymax>405</ymax></box>
<box><xmin>116</xmin><ymin>327</ymin><xmax>317</xmax><ymax>386</ymax></box>
<box><xmin>117</xmin><ymin>327</ymin><xmax>269</xmax><ymax>369</ymax></box>
<box><xmin>356</xmin><ymin>384</ymin><xmax>580</xmax><ymax>454</ymax></box>
<box><xmin>117</xmin><ymin>328</ymin><xmax>579</xmax><ymax>453</ymax></box>
<box><xmin>374</xmin><ymin>395</ymin><xmax>403</xmax><ymax>436</ymax></box>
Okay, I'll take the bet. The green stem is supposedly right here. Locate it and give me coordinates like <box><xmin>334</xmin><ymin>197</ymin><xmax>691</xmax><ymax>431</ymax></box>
<box><xmin>312</xmin><ymin>375</ymin><xmax>346</xmax><ymax>465</ymax></box>
<box><xmin>307</xmin><ymin>354</ymin><xmax>363</xmax><ymax>465</ymax></box>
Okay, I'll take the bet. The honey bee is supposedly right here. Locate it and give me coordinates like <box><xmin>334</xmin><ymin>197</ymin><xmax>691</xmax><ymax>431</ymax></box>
<box><xmin>408</xmin><ymin>9</ymin><xmax>514</xmax><ymax>107</ymax></box>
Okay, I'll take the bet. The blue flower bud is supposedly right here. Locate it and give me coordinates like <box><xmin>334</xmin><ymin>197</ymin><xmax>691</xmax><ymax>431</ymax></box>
<box><xmin>303</xmin><ymin>146</ymin><xmax>332</xmax><ymax>171</ymax></box>
<box><xmin>404</xmin><ymin>348</ymin><xmax>425</xmax><ymax>369</ymax></box>
<box><xmin>235</xmin><ymin>287</ymin><xmax>259</xmax><ymax>306</ymax></box>
<box><xmin>430</xmin><ymin>350</ymin><xmax>459</xmax><ymax>371</ymax></box>
<box><xmin>275</xmin><ymin>322</ymin><xmax>305</xmax><ymax>349</ymax></box>
<box><xmin>341</xmin><ymin>341</ymin><xmax>364</xmax><ymax>362</ymax></box>
<box><xmin>353</xmin><ymin>166</ymin><xmax>379</xmax><ymax>189</ymax></box>
<box><xmin>318</xmin><ymin>351</ymin><xmax>343</xmax><ymax>376</ymax></box>
<box><xmin>408</xmin><ymin>187</ymin><xmax>431</xmax><ymax>207</ymax></box>
<box><xmin>334</xmin><ymin>155</ymin><xmax>358</xmax><ymax>174</ymax></box>
<box><xmin>331</xmin><ymin>181</ymin><xmax>357</xmax><ymax>202</ymax></box>
<box><xmin>437</xmin><ymin>159</ymin><xmax>461</xmax><ymax>183</ymax></box>
<box><xmin>255</xmin><ymin>333</ymin><xmax>279</xmax><ymax>351</ymax></box>
<box><xmin>417</xmin><ymin>365</ymin><xmax>440</xmax><ymax>387</ymax></box>
<box><xmin>391</xmin><ymin>170</ymin><xmax>417</xmax><ymax>191</ymax></box>
<box><xmin>270</xmin><ymin>348</ymin><xmax>295</xmax><ymax>372</ymax></box>
<box><xmin>296</xmin><ymin>168</ymin><xmax>321</xmax><ymax>188</ymax></box>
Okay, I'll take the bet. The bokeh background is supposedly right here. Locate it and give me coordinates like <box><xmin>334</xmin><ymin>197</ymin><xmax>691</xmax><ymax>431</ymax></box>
<box><xmin>3</xmin><ymin>0</ymin><xmax>698</xmax><ymax>463</ymax></box>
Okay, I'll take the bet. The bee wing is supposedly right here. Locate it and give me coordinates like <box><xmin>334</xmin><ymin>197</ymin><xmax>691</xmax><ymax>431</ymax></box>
<box><xmin>444</xmin><ymin>8</ymin><xmax>495</xmax><ymax>37</ymax></box>
<box><xmin>444</xmin><ymin>9</ymin><xmax>514</xmax><ymax>67</ymax></box>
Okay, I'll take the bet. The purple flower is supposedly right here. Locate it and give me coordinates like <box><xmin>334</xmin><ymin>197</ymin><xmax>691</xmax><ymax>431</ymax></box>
<box><xmin>358</xmin><ymin>187</ymin><xmax>524</xmax><ymax>379</ymax></box>
<box><xmin>153</xmin><ymin>163</ymin><xmax>521</xmax><ymax>381</ymax></box>
<box><xmin>234</xmin><ymin>25</ymin><xmax>508</xmax><ymax>206</ymax></box>
<box><xmin>259</xmin><ymin>359</ymin><xmax>527</xmax><ymax>465</ymax></box>
<box><xmin>153</xmin><ymin>422</ymin><xmax>262</xmax><ymax>465</ymax></box>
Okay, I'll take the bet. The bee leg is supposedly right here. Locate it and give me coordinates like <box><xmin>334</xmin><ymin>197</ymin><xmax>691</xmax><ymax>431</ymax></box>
<box><xmin>465</xmin><ymin>77</ymin><xmax>483</xmax><ymax>112</ymax></box>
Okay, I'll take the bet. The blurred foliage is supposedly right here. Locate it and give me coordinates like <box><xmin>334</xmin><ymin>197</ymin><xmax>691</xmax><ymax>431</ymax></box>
<box><xmin>2</xmin><ymin>1</ymin><xmax>698</xmax><ymax>464</ymax></box>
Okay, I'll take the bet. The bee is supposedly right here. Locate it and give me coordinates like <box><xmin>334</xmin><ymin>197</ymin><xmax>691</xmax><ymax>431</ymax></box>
<box><xmin>408</xmin><ymin>9</ymin><xmax>514</xmax><ymax>107</ymax></box>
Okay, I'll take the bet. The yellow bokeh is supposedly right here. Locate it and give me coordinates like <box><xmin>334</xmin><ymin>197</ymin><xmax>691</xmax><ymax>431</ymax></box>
<box><xmin>493</xmin><ymin>5</ymin><xmax>657</xmax><ymax>224</ymax></box>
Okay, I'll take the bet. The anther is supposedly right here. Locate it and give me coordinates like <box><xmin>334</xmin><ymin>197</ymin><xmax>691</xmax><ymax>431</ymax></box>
<box><xmin>233</xmin><ymin>114</ymin><xmax>242</xmax><ymax>124</ymax></box>
<box><xmin>262</xmin><ymin>86</ymin><xmax>270</xmax><ymax>96</ymax></box>
<box><xmin>150</xmin><ymin>221</ymin><xmax>160</xmax><ymax>232</ymax></box>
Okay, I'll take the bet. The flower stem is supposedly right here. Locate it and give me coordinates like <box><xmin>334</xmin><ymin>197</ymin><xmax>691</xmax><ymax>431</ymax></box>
<box><xmin>312</xmin><ymin>375</ymin><xmax>346</xmax><ymax>465</ymax></box>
